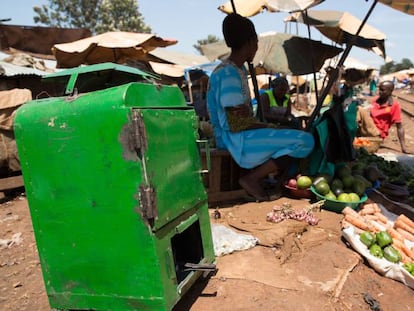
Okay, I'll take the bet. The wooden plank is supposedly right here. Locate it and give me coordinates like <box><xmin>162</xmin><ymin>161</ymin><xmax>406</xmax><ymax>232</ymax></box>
<box><xmin>207</xmin><ymin>189</ymin><xmax>246</xmax><ymax>205</ymax></box>
<box><xmin>208</xmin><ymin>157</ymin><xmax>222</xmax><ymax>192</ymax></box>
<box><xmin>0</xmin><ymin>175</ymin><xmax>24</xmax><ymax>191</ymax></box>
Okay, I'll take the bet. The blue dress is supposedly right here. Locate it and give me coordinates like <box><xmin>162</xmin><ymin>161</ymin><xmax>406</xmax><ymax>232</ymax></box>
<box><xmin>207</xmin><ymin>60</ymin><xmax>314</xmax><ymax>169</ymax></box>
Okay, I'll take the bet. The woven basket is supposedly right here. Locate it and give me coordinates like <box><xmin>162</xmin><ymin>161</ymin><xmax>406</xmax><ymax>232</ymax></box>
<box><xmin>353</xmin><ymin>137</ymin><xmax>382</xmax><ymax>154</ymax></box>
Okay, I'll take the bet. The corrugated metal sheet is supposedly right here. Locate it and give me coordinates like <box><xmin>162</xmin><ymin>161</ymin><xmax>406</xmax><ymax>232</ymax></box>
<box><xmin>0</xmin><ymin>61</ymin><xmax>47</xmax><ymax>76</ymax></box>
<box><xmin>149</xmin><ymin>48</ymin><xmax>209</xmax><ymax>66</ymax></box>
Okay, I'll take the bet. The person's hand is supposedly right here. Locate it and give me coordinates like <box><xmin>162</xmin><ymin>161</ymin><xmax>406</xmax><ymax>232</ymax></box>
<box><xmin>402</xmin><ymin>147</ymin><xmax>412</xmax><ymax>154</ymax></box>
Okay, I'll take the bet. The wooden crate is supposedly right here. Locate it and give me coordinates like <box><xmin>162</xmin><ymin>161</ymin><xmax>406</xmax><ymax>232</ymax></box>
<box><xmin>200</xmin><ymin>149</ymin><xmax>246</xmax><ymax>205</ymax></box>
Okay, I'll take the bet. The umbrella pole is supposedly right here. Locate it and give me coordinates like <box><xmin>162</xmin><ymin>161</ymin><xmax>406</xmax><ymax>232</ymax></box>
<box><xmin>303</xmin><ymin>9</ymin><xmax>319</xmax><ymax>107</ymax></box>
<box><xmin>305</xmin><ymin>0</ymin><xmax>379</xmax><ymax>130</ymax></box>
<box><xmin>248</xmin><ymin>63</ymin><xmax>265</xmax><ymax>122</ymax></box>
<box><xmin>230</xmin><ymin>0</ymin><xmax>237</xmax><ymax>13</ymax></box>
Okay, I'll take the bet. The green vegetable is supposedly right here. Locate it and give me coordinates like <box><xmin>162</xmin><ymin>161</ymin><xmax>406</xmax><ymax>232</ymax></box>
<box><xmin>375</xmin><ymin>231</ymin><xmax>393</xmax><ymax>248</ymax></box>
<box><xmin>369</xmin><ymin>244</ymin><xmax>383</xmax><ymax>258</ymax></box>
<box><xmin>403</xmin><ymin>263</ymin><xmax>414</xmax><ymax>275</ymax></box>
<box><xmin>360</xmin><ymin>231</ymin><xmax>376</xmax><ymax>248</ymax></box>
<box><xmin>383</xmin><ymin>246</ymin><xmax>401</xmax><ymax>263</ymax></box>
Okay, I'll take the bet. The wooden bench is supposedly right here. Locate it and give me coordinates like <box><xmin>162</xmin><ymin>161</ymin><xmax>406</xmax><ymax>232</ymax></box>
<box><xmin>200</xmin><ymin>148</ymin><xmax>246</xmax><ymax>205</ymax></box>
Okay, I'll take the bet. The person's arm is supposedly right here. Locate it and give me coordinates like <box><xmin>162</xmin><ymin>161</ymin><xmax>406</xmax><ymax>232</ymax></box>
<box><xmin>259</xmin><ymin>92</ymin><xmax>271</xmax><ymax>121</ymax></box>
<box><xmin>286</xmin><ymin>97</ymin><xmax>293</xmax><ymax>116</ymax></box>
<box><xmin>396</xmin><ymin>122</ymin><xmax>410</xmax><ymax>154</ymax></box>
<box><xmin>390</xmin><ymin>100</ymin><xmax>410</xmax><ymax>153</ymax></box>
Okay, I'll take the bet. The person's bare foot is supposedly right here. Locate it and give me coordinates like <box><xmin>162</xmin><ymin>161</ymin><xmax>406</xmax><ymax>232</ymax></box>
<box><xmin>239</xmin><ymin>176</ymin><xmax>268</xmax><ymax>202</ymax></box>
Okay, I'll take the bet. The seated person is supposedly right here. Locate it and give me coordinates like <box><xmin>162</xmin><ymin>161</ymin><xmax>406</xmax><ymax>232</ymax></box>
<box><xmin>259</xmin><ymin>77</ymin><xmax>297</xmax><ymax>127</ymax></box>
<box><xmin>207</xmin><ymin>13</ymin><xmax>314</xmax><ymax>201</ymax></box>
<box><xmin>356</xmin><ymin>80</ymin><xmax>410</xmax><ymax>154</ymax></box>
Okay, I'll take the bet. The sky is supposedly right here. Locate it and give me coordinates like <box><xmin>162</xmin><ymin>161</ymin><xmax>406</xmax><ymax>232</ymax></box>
<box><xmin>1</xmin><ymin>0</ymin><xmax>413</xmax><ymax>70</ymax></box>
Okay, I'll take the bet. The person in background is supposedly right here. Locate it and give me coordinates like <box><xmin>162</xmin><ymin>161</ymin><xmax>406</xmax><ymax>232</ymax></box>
<box><xmin>357</xmin><ymin>80</ymin><xmax>410</xmax><ymax>153</ymax></box>
<box><xmin>369</xmin><ymin>76</ymin><xmax>377</xmax><ymax>96</ymax></box>
<box><xmin>370</xmin><ymin>80</ymin><xmax>410</xmax><ymax>153</ymax></box>
<box><xmin>259</xmin><ymin>77</ymin><xmax>297</xmax><ymax>127</ymax></box>
<box><xmin>206</xmin><ymin>13</ymin><xmax>314</xmax><ymax>201</ymax></box>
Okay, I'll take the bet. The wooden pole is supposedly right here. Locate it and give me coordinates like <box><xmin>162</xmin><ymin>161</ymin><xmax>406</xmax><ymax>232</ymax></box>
<box><xmin>305</xmin><ymin>0</ymin><xmax>379</xmax><ymax>130</ymax></box>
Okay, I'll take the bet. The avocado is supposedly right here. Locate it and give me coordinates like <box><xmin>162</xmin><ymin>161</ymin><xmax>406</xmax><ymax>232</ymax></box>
<box><xmin>364</xmin><ymin>164</ymin><xmax>381</xmax><ymax>182</ymax></box>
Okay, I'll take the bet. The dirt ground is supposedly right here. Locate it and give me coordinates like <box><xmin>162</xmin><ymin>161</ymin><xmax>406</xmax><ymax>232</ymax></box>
<box><xmin>1</xmin><ymin>89</ymin><xmax>414</xmax><ymax>311</ymax></box>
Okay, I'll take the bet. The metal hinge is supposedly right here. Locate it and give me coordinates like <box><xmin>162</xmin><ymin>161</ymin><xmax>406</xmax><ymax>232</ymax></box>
<box><xmin>139</xmin><ymin>184</ymin><xmax>157</xmax><ymax>221</ymax></box>
<box><xmin>130</xmin><ymin>109</ymin><xmax>148</xmax><ymax>156</ymax></box>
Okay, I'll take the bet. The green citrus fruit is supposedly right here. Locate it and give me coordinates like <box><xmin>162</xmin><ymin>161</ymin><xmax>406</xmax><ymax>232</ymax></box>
<box><xmin>348</xmin><ymin>193</ymin><xmax>361</xmax><ymax>202</ymax></box>
<box><xmin>315</xmin><ymin>181</ymin><xmax>330</xmax><ymax>195</ymax></box>
<box><xmin>337</xmin><ymin>193</ymin><xmax>351</xmax><ymax>202</ymax></box>
<box><xmin>297</xmin><ymin>176</ymin><xmax>312</xmax><ymax>189</ymax></box>
<box><xmin>325</xmin><ymin>191</ymin><xmax>336</xmax><ymax>201</ymax></box>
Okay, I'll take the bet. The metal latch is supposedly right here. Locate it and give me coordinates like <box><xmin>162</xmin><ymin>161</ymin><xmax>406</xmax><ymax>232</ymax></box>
<box><xmin>183</xmin><ymin>263</ymin><xmax>217</xmax><ymax>273</ymax></box>
<box><xmin>197</xmin><ymin>139</ymin><xmax>210</xmax><ymax>174</ymax></box>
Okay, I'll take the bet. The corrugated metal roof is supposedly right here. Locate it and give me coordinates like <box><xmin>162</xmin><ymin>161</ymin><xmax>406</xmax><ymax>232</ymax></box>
<box><xmin>0</xmin><ymin>61</ymin><xmax>47</xmax><ymax>76</ymax></box>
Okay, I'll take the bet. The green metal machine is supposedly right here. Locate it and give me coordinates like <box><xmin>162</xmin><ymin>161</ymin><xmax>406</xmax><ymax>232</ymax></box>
<box><xmin>14</xmin><ymin>63</ymin><xmax>215</xmax><ymax>311</ymax></box>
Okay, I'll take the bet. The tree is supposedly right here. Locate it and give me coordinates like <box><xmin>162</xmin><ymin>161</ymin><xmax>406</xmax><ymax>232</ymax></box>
<box><xmin>396</xmin><ymin>58</ymin><xmax>414</xmax><ymax>71</ymax></box>
<box><xmin>97</xmin><ymin>0</ymin><xmax>151</xmax><ymax>34</ymax></box>
<box><xmin>380</xmin><ymin>58</ymin><xmax>413</xmax><ymax>75</ymax></box>
<box><xmin>193</xmin><ymin>35</ymin><xmax>221</xmax><ymax>55</ymax></box>
<box><xmin>33</xmin><ymin>0</ymin><xmax>151</xmax><ymax>34</ymax></box>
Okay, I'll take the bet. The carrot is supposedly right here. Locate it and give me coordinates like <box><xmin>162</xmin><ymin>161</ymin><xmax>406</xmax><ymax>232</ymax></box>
<box><xmin>386</xmin><ymin>227</ymin><xmax>405</xmax><ymax>242</ymax></box>
<box><xmin>395</xmin><ymin>227</ymin><xmax>414</xmax><ymax>242</ymax></box>
<box><xmin>394</xmin><ymin>219</ymin><xmax>414</xmax><ymax>235</ymax></box>
<box><xmin>374</xmin><ymin>212</ymin><xmax>389</xmax><ymax>224</ymax></box>
<box><xmin>342</xmin><ymin>206</ymin><xmax>360</xmax><ymax>217</ymax></box>
<box><xmin>393</xmin><ymin>239</ymin><xmax>414</xmax><ymax>260</ymax></box>
<box><xmin>342</xmin><ymin>220</ymin><xmax>364</xmax><ymax>234</ymax></box>
<box><xmin>359</xmin><ymin>205</ymin><xmax>377</xmax><ymax>215</ymax></box>
<box><xmin>392</xmin><ymin>243</ymin><xmax>412</xmax><ymax>264</ymax></box>
<box><xmin>362</xmin><ymin>217</ymin><xmax>384</xmax><ymax>232</ymax></box>
<box><xmin>362</xmin><ymin>203</ymin><xmax>381</xmax><ymax>213</ymax></box>
<box><xmin>396</xmin><ymin>214</ymin><xmax>414</xmax><ymax>230</ymax></box>
<box><xmin>344</xmin><ymin>214</ymin><xmax>372</xmax><ymax>231</ymax></box>
<box><xmin>363</xmin><ymin>214</ymin><xmax>379</xmax><ymax>221</ymax></box>
<box><xmin>369</xmin><ymin>220</ymin><xmax>383</xmax><ymax>233</ymax></box>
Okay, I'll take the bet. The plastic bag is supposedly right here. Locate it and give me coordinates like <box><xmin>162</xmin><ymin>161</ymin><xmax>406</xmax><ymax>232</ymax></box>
<box><xmin>211</xmin><ymin>224</ymin><xmax>258</xmax><ymax>256</ymax></box>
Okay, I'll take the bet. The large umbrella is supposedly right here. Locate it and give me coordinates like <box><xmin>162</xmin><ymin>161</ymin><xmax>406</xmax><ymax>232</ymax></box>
<box><xmin>285</xmin><ymin>10</ymin><xmax>387</xmax><ymax>58</ymax></box>
<box><xmin>200</xmin><ymin>32</ymin><xmax>342</xmax><ymax>76</ymax></box>
<box><xmin>219</xmin><ymin>0</ymin><xmax>325</xmax><ymax>16</ymax></box>
<box><xmin>378</xmin><ymin>0</ymin><xmax>414</xmax><ymax>14</ymax></box>
<box><xmin>52</xmin><ymin>31</ymin><xmax>178</xmax><ymax>68</ymax></box>
<box><xmin>306</xmin><ymin>0</ymin><xmax>414</xmax><ymax>130</ymax></box>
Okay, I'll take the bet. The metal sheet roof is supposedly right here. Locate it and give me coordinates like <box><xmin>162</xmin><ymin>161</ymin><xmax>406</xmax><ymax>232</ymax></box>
<box><xmin>0</xmin><ymin>61</ymin><xmax>47</xmax><ymax>76</ymax></box>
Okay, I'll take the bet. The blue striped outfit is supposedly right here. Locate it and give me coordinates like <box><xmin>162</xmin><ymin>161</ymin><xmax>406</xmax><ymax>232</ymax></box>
<box><xmin>207</xmin><ymin>60</ymin><xmax>314</xmax><ymax>169</ymax></box>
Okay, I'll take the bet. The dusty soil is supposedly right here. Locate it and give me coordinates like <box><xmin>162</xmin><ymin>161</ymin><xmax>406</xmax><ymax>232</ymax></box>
<box><xmin>1</xmin><ymin>90</ymin><xmax>414</xmax><ymax>311</ymax></box>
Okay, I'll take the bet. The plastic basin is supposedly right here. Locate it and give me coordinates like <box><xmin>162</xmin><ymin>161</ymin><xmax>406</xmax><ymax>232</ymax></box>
<box><xmin>284</xmin><ymin>184</ymin><xmax>315</xmax><ymax>199</ymax></box>
<box><xmin>310</xmin><ymin>186</ymin><xmax>368</xmax><ymax>213</ymax></box>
